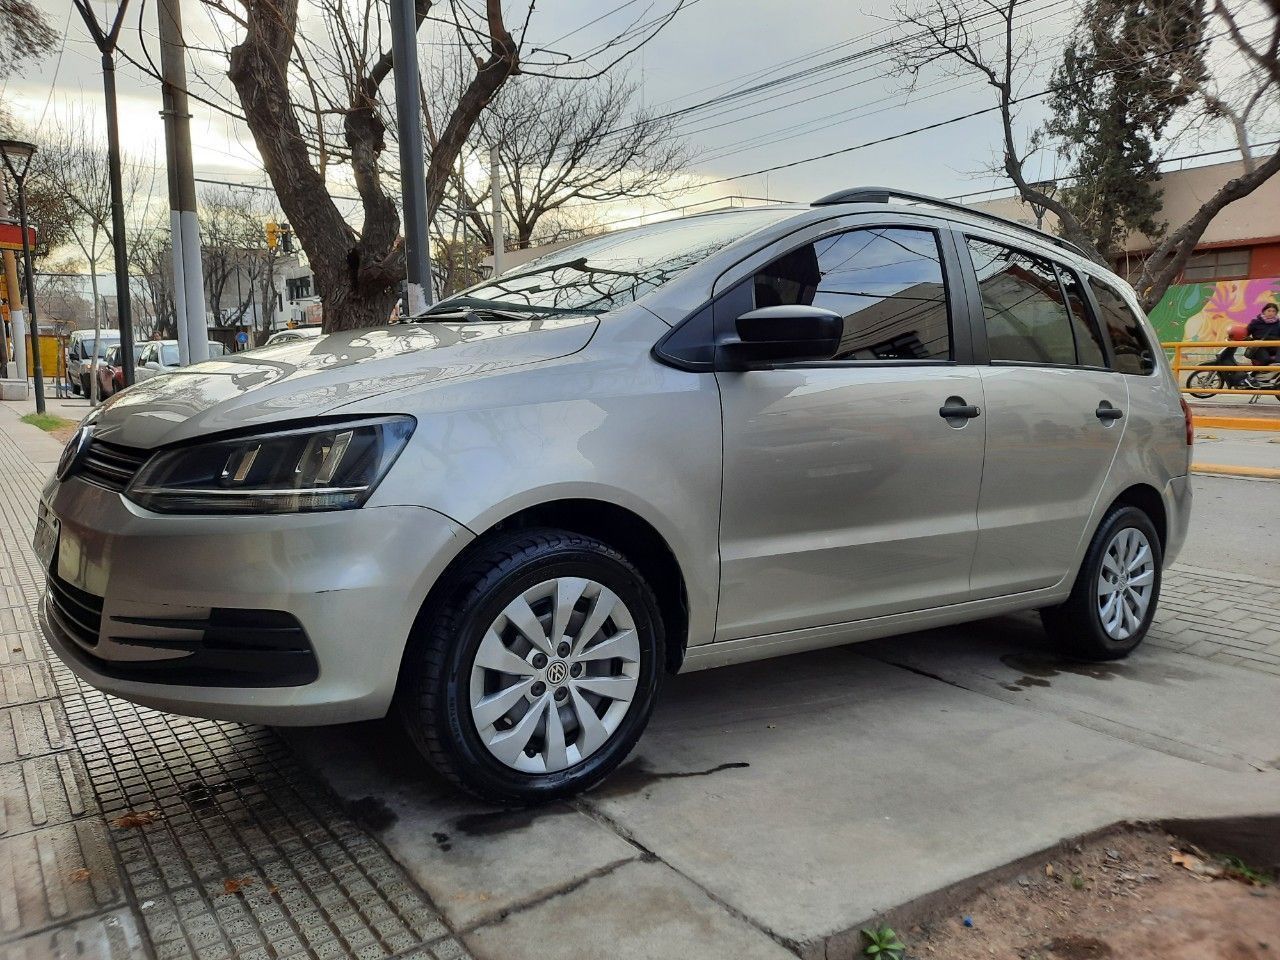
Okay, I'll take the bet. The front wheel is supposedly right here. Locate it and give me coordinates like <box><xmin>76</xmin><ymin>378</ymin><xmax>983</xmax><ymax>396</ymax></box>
<box><xmin>399</xmin><ymin>528</ymin><xmax>664</xmax><ymax>804</ymax></box>
<box><xmin>1183</xmin><ymin>370</ymin><xmax>1219</xmax><ymax>399</ymax></box>
<box><xmin>1041</xmin><ymin>506</ymin><xmax>1162</xmax><ymax>660</ymax></box>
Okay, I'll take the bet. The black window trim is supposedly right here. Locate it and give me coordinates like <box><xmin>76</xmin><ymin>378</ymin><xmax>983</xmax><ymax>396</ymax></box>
<box><xmin>958</xmin><ymin>230</ymin><xmax>1127</xmax><ymax>374</ymax></box>
<box><xmin>1079</xmin><ymin>272</ymin><xmax>1158</xmax><ymax>377</ymax></box>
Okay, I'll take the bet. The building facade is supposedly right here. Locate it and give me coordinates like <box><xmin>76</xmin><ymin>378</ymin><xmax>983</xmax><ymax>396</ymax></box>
<box><xmin>970</xmin><ymin>156</ymin><xmax>1280</xmax><ymax>346</ymax></box>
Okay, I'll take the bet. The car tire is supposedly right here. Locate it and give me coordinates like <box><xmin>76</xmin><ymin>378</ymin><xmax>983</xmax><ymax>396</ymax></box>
<box><xmin>398</xmin><ymin>528</ymin><xmax>664</xmax><ymax>805</ymax></box>
<box><xmin>1040</xmin><ymin>505</ymin><xmax>1162</xmax><ymax>661</ymax></box>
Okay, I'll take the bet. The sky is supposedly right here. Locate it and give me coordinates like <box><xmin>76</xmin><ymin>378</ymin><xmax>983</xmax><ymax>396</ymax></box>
<box><xmin>2</xmin><ymin>0</ymin><xmax>1266</xmax><ymax>244</ymax></box>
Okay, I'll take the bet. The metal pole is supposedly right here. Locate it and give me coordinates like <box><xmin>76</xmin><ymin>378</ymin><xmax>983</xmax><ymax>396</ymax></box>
<box><xmin>14</xmin><ymin>183</ymin><xmax>46</xmax><ymax>414</ymax></box>
<box><xmin>101</xmin><ymin>52</ymin><xmax>138</xmax><ymax>386</ymax></box>
<box><xmin>390</xmin><ymin>0</ymin><xmax>432</xmax><ymax>314</ymax></box>
<box><xmin>490</xmin><ymin>145</ymin><xmax>505</xmax><ymax>278</ymax></box>
<box><xmin>162</xmin><ymin>82</ymin><xmax>190</xmax><ymax>365</ymax></box>
<box><xmin>157</xmin><ymin>0</ymin><xmax>208</xmax><ymax>362</ymax></box>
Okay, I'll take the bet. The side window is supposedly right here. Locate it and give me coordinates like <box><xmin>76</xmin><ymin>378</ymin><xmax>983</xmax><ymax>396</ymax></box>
<box><xmin>1089</xmin><ymin>279</ymin><xmax>1154</xmax><ymax>375</ymax></box>
<box><xmin>966</xmin><ymin>238</ymin><xmax>1075</xmax><ymax>365</ymax></box>
<box><xmin>752</xmin><ymin>227</ymin><xmax>951</xmax><ymax>361</ymax></box>
<box><xmin>140</xmin><ymin>344</ymin><xmax>156</xmax><ymax>365</ymax></box>
<box><xmin>1058</xmin><ymin>267</ymin><xmax>1107</xmax><ymax>367</ymax></box>
<box><xmin>69</xmin><ymin>340</ymin><xmax>81</xmax><ymax>361</ymax></box>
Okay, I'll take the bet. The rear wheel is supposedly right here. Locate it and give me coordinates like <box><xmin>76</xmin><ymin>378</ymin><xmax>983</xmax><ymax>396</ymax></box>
<box><xmin>1183</xmin><ymin>370</ymin><xmax>1219</xmax><ymax>400</ymax></box>
<box><xmin>398</xmin><ymin>528</ymin><xmax>664</xmax><ymax>804</ymax></box>
<box><xmin>1041</xmin><ymin>505</ymin><xmax>1162</xmax><ymax>660</ymax></box>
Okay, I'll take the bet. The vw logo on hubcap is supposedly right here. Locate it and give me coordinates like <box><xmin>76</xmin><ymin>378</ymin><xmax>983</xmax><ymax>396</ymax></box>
<box><xmin>546</xmin><ymin>660</ymin><xmax>568</xmax><ymax>685</ymax></box>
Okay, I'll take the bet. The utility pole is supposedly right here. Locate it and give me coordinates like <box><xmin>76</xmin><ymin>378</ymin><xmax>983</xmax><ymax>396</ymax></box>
<box><xmin>72</xmin><ymin>0</ymin><xmax>139</xmax><ymax>387</ymax></box>
<box><xmin>156</xmin><ymin>0</ymin><xmax>209</xmax><ymax>363</ymax></box>
<box><xmin>490</xmin><ymin>146</ymin><xmax>506</xmax><ymax>278</ymax></box>
<box><xmin>390</xmin><ymin>0</ymin><xmax>433</xmax><ymax>314</ymax></box>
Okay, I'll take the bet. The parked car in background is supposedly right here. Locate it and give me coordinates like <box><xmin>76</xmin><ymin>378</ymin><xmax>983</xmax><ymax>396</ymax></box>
<box><xmin>94</xmin><ymin>344</ymin><xmax>144</xmax><ymax>399</ymax></box>
<box><xmin>133</xmin><ymin>340</ymin><xmax>228</xmax><ymax>382</ymax></box>
<box><xmin>264</xmin><ymin>326</ymin><xmax>324</xmax><ymax>346</ymax></box>
<box><xmin>37</xmin><ymin>189</ymin><xmax>1191</xmax><ymax>804</ymax></box>
<box><xmin>66</xmin><ymin>330</ymin><xmax>121</xmax><ymax>397</ymax></box>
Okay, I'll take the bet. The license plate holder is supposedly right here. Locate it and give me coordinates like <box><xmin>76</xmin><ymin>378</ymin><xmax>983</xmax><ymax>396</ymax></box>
<box><xmin>32</xmin><ymin>506</ymin><xmax>59</xmax><ymax>572</ymax></box>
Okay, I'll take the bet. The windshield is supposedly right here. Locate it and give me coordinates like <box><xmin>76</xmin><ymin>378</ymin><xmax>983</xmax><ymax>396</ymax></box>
<box><xmin>161</xmin><ymin>344</ymin><xmax>179</xmax><ymax>366</ymax></box>
<box><xmin>434</xmin><ymin>208</ymin><xmax>793</xmax><ymax>317</ymax></box>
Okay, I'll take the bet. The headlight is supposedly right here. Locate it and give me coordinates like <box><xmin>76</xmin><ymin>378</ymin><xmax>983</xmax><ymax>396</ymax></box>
<box><xmin>125</xmin><ymin>416</ymin><xmax>415</xmax><ymax>514</ymax></box>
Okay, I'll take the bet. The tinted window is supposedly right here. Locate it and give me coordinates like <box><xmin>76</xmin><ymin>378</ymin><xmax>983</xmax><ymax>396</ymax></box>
<box><xmin>446</xmin><ymin>208</ymin><xmax>793</xmax><ymax>317</ymax></box>
<box><xmin>967</xmin><ymin>238</ymin><xmax>1075</xmax><ymax>365</ymax></box>
<box><xmin>1059</xmin><ymin>267</ymin><xmax>1107</xmax><ymax>367</ymax></box>
<box><xmin>1089</xmin><ymin>278</ymin><xmax>1155</xmax><ymax>375</ymax></box>
<box><xmin>752</xmin><ymin>227</ymin><xmax>951</xmax><ymax>360</ymax></box>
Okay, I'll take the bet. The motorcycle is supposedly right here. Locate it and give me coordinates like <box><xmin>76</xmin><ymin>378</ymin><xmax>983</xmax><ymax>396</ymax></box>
<box><xmin>1184</xmin><ymin>322</ymin><xmax>1280</xmax><ymax>403</ymax></box>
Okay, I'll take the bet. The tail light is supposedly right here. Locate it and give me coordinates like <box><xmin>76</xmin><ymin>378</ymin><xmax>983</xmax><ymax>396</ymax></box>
<box><xmin>1179</xmin><ymin>397</ymin><xmax>1194</xmax><ymax>446</ymax></box>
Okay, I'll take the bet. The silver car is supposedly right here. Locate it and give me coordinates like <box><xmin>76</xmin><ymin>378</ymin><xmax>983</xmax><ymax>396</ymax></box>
<box><xmin>36</xmin><ymin>189</ymin><xmax>1192</xmax><ymax>803</ymax></box>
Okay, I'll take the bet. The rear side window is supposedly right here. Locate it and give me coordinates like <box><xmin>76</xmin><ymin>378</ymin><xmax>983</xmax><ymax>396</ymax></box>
<box><xmin>1058</xmin><ymin>267</ymin><xmax>1107</xmax><ymax>367</ymax></box>
<box><xmin>967</xmin><ymin>238</ymin><xmax>1076</xmax><ymax>365</ymax></box>
<box><xmin>752</xmin><ymin>226</ymin><xmax>951</xmax><ymax>361</ymax></box>
<box><xmin>1089</xmin><ymin>279</ymin><xmax>1155</xmax><ymax>375</ymax></box>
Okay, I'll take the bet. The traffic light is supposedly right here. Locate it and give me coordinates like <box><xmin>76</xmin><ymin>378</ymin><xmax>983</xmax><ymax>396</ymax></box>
<box><xmin>281</xmin><ymin>224</ymin><xmax>293</xmax><ymax>253</ymax></box>
<box><xmin>265</xmin><ymin>221</ymin><xmax>280</xmax><ymax>250</ymax></box>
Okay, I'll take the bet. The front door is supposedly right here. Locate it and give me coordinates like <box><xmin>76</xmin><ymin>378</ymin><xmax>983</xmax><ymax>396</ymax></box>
<box><xmin>959</xmin><ymin>236</ymin><xmax>1128</xmax><ymax>597</ymax></box>
<box><xmin>715</xmin><ymin>223</ymin><xmax>987</xmax><ymax>641</ymax></box>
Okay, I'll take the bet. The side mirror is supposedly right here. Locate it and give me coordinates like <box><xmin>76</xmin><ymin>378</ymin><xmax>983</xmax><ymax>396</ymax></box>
<box><xmin>720</xmin><ymin>305</ymin><xmax>844</xmax><ymax>369</ymax></box>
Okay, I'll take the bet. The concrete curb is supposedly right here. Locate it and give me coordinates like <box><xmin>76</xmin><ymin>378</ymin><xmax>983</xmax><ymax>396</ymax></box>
<box><xmin>1192</xmin><ymin>462</ymin><xmax>1280</xmax><ymax>479</ymax></box>
<box><xmin>1194</xmin><ymin>415</ymin><xmax>1280</xmax><ymax>432</ymax></box>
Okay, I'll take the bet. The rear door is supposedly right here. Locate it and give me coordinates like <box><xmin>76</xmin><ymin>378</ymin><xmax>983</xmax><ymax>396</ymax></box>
<box><xmin>959</xmin><ymin>235</ymin><xmax>1128</xmax><ymax>597</ymax></box>
<box><xmin>714</xmin><ymin>217</ymin><xmax>987</xmax><ymax>640</ymax></box>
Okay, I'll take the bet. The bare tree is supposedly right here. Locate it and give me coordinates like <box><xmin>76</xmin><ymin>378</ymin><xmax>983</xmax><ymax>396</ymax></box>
<box><xmin>34</xmin><ymin>113</ymin><xmax>157</xmax><ymax>401</ymax></box>
<box><xmin>130</xmin><ymin>224</ymin><xmax>179</xmax><ymax>341</ymax></box>
<box><xmin>0</xmin><ymin>0</ymin><xmax>56</xmax><ymax>78</ymax></box>
<box><xmin>895</xmin><ymin>0</ymin><xmax>1280</xmax><ymax>309</ymax></box>
<box><xmin>188</xmin><ymin>0</ymin><xmax>687</xmax><ymax>331</ymax></box>
<box><xmin>442</xmin><ymin>73</ymin><xmax>689</xmax><ymax>250</ymax></box>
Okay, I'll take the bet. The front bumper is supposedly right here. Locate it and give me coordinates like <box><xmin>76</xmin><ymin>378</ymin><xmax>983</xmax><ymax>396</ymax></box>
<box><xmin>38</xmin><ymin>476</ymin><xmax>473</xmax><ymax>725</ymax></box>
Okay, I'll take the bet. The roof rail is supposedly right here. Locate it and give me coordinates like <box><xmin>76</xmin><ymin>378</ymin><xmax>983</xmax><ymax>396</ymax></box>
<box><xmin>811</xmin><ymin>186</ymin><xmax>1089</xmax><ymax>259</ymax></box>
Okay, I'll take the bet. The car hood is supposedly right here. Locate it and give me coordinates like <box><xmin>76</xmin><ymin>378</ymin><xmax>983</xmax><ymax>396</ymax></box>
<box><xmin>92</xmin><ymin>317</ymin><xmax>598</xmax><ymax>449</ymax></box>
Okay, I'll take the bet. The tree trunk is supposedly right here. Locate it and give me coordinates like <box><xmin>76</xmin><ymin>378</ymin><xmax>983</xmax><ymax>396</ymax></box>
<box><xmin>1133</xmin><ymin>149</ymin><xmax>1280</xmax><ymax>311</ymax></box>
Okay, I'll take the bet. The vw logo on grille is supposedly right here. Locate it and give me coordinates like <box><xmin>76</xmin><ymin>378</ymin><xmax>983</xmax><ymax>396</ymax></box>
<box><xmin>546</xmin><ymin>660</ymin><xmax>568</xmax><ymax>685</ymax></box>
<box><xmin>56</xmin><ymin>425</ymin><xmax>94</xmax><ymax>481</ymax></box>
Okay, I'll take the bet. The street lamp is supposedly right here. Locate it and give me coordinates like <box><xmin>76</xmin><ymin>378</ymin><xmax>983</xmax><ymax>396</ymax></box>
<box><xmin>0</xmin><ymin>138</ymin><xmax>46</xmax><ymax>414</ymax></box>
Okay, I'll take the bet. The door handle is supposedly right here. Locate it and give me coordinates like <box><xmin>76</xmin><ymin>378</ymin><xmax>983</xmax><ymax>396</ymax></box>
<box><xmin>1095</xmin><ymin>403</ymin><xmax>1124</xmax><ymax>422</ymax></box>
<box><xmin>939</xmin><ymin>402</ymin><xmax>981</xmax><ymax>420</ymax></box>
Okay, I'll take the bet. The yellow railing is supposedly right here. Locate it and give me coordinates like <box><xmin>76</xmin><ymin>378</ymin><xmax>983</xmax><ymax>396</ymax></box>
<box><xmin>1163</xmin><ymin>339</ymin><xmax>1280</xmax><ymax>397</ymax></box>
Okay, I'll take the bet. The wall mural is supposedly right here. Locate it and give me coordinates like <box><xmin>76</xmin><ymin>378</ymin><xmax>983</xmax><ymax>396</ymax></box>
<box><xmin>1147</xmin><ymin>277</ymin><xmax>1280</xmax><ymax>345</ymax></box>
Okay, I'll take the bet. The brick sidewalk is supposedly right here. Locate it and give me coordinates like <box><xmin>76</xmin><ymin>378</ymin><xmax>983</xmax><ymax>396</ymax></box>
<box><xmin>0</xmin><ymin>419</ymin><xmax>469</xmax><ymax>960</ymax></box>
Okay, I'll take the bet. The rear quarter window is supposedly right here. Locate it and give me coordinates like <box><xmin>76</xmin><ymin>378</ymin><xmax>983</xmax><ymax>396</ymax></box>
<box><xmin>1089</xmin><ymin>278</ymin><xmax>1156</xmax><ymax>375</ymax></box>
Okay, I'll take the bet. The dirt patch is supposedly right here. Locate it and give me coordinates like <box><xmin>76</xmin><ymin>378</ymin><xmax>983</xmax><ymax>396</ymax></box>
<box><xmin>50</xmin><ymin>424</ymin><xmax>78</xmax><ymax>444</ymax></box>
<box><xmin>906</xmin><ymin>828</ymin><xmax>1277</xmax><ymax>959</ymax></box>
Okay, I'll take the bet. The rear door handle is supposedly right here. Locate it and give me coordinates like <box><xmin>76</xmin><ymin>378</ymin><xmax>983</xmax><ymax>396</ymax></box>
<box><xmin>939</xmin><ymin>403</ymin><xmax>981</xmax><ymax>420</ymax></box>
<box><xmin>1095</xmin><ymin>404</ymin><xmax>1124</xmax><ymax>421</ymax></box>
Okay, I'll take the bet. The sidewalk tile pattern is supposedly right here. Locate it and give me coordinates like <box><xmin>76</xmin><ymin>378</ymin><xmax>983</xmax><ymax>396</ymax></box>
<box><xmin>0</xmin><ymin>422</ymin><xmax>469</xmax><ymax>959</ymax></box>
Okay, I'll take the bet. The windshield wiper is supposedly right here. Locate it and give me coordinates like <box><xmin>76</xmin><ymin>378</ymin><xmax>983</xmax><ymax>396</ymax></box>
<box><xmin>418</xmin><ymin>295</ymin><xmax>604</xmax><ymax>319</ymax></box>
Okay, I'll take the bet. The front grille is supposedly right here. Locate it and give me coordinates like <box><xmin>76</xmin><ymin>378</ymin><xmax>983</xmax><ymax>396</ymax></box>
<box><xmin>78</xmin><ymin>439</ymin><xmax>149</xmax><ymax>492</ymax></box>
<box><xmin>46</xmin><ymin>569</ymin><xmax>104</xmax><ymax>648</ymax></box>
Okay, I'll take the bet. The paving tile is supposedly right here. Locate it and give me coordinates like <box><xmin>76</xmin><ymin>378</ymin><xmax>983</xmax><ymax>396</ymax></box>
<box><xmin>0</xmin><ymin>751</ymin><xmax>94</xmax><ymax>836</ymax></box>
<box><xmin>0</xmin><ymin>703</ymin><xmax>72</xmax><ymax>763</ymax></box>
<box><xmin>0</xmin><ymin>908</ymin><xmax>147</xmax><ymax>960</ymax></box>
<box><xmin>0</xmin><ymin>820</ymin><xmax>124</xmax><ymax>938</ymax></box>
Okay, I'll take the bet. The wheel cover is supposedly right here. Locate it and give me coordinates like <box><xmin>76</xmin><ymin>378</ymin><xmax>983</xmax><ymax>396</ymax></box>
<box><xmin>1096</xmin><ymin>527</ymin><xmax>1155</xmax><ymax>641</ymax></box>
<box><xmin>468</xmin><ymin>577</ymin><xmax>640</xmax><ymax>774</ymax></box>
